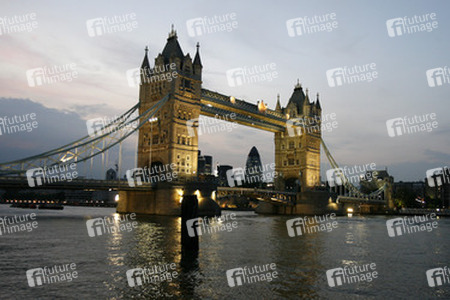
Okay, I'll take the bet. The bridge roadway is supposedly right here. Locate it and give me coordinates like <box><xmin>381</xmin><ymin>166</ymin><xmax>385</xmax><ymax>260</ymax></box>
<box><xmin>337</xmin><ymin>195</ymin><xmax>386</xmax><ymax>205</ymax></box>
<box><xmin>0</xmin><ymin>177</ymin><xmax>386</xmax><ymax>207</ymax></box>
<box><xmin>0</xmin><ymin>176</ymin><xmax>154</xmax><ymax>191</ymax></box>
<box><xmin>217</xmin><ymin>187</ymin><xmax>297</xmax><ymax>205</ymax></box>
<box><xmin>0</xmin><ymin>177</ymin><xmax>295</xmax><ymax>203</ymax></box>
<box><xmin>200</xmin><ymin>88</ymin><xmax>287</xmax><ymax>132</ymax></box>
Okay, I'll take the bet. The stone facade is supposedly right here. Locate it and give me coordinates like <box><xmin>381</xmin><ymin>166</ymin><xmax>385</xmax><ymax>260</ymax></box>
<box><xmin>274</xmin><ymin>83</ymin><xmax>322</xmax><ymax>191</ymax></box>
<box><xmin>137</xmin><ymin>28</ymin><xmax>202</xmax><ymax>182</ymax></box>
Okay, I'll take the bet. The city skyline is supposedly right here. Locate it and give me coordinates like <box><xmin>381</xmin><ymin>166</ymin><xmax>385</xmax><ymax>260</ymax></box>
<box><xmin>0</xmin><ymin>0</ymin><xmax>449</xmax><ymax>182</ymax></box>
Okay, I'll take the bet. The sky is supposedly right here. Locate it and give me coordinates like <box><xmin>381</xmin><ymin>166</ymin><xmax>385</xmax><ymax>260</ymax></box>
<box><xmin>0</xmin><ymin>0</ymin><xmax>449</xmax><ymax>182</ymax></box>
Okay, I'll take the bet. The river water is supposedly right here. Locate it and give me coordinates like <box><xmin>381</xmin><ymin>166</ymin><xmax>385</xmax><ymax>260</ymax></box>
<box><xmin>0</xmin><ymin>204</ymin><xmax>449</xmax><ymax>299</ymax></box>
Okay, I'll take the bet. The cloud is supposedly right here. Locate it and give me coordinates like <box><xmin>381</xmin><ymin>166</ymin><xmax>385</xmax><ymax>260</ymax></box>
<box><xmin>0</xmin><ymin>98</ymin><xmax>137</xmax><ymax>178</ymax></box>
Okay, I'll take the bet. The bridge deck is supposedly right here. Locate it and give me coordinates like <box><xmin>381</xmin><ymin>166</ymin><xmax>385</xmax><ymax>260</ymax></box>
<box><xmin>337</xmin><ymin>196</ymin><xmax>386</xmax><ymax>205</ymax></box>
<box><xmin>201</xmin><ymin>89</ymin><xmax>287</xmax><ymax>132</ymax></box>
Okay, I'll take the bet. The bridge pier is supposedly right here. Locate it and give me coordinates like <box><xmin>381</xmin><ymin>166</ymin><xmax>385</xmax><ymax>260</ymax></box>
<box><xmin>117</xmin><ymin>187</ymin><xmax>181</xmax><ymax>215</ymax></box>
<box><xmin>255</xmin><ymin>191</ymin><xmax>343</xmax><ymax>216</ymax></box>
<box><xmin>117</xmin><ymin>182</ymin><xmax>221</xmax><ymax>216</ymax></box>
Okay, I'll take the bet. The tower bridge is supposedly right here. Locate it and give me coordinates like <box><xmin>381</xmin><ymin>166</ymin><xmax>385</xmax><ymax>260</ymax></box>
<box><xmin>0</xmin><ymin>27</ymin><xmax>390</xmax><ymax>216</ymax></box>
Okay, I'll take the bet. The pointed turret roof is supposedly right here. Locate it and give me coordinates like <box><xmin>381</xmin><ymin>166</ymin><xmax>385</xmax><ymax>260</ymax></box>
<box><xmin>275</xmin><ymin>94</ymin><xmax>281</xmax><ymax>111</ymax></box>
<box><xmin>161</xmin><ymin>25</ymin><xmax>184</xmax><ymax>62</ymax></box>
<box><xmin>193</xmin><ymin>42</ymin><xmax>202</xmax><ymax>67</ymax></box>
<box><xmin>287</xmin><ymin>80</ymin><xmax>307</xmax><ymax>113</ymax></box>
<box><xmin>141</xmin><ymin>46</ymin><xmax>150</xmax><ymax>71</ymax></box>
<box><xmin>304</xmin><ymin>88</ymin><xmax>310</xmax><ymax>106</ymax></box>
<box><xmin>315</xmin><ymin>93</ymin><xmax>321</xmax><ymax>109</ymax></box>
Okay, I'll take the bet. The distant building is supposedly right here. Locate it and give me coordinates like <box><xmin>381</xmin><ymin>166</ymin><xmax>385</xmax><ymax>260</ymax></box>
<box><xmin>394</xmin><ymin>181</ymin><xmax>425</xmax><ymax>197</ymax></box>
<box><xmin>106</xmin><ymin>168</ymin><xmax>117</xmax><ymax>180</ymax></box>
<box><xmin>425</xmin><ymin>179</ymin><xmax>450</xmax><ymax>208</ymax></box>
<box><xmin>217</xmin><ymin>165</ymin><xmax>233</xmax><ymax>186</ymax></box>
<box><xmin>245</xmin><ymin>146</ymin><xmax>263</xmax><ymax>188</ymax></box>
<box><xmin>204</xmin><ymin>155</ymin><xmax>213</xmax><ymax>175</ymax></box>
<box><xmin>197</xmin><ymin>151</ymin><xmax>206</xmax><ymax>174</ymax></box>
<box><xmin>197</xmin><ymin>151</ymin><xmax>212</xmax><ymax>175</ymax></box>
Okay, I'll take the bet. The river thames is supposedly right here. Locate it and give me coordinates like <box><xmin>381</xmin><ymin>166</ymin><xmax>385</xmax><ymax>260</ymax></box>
<box><xmin>0</xmin><ymin>205</ymin><xmax>449</xmax><ymax>299</ymax></box>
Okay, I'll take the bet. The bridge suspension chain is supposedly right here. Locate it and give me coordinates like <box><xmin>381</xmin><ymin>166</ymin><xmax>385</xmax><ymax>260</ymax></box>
<box><xmin>0</xmin><ymin>95</ymin><xmax>170</xmax><ymax>176</ymax></box>
<box><xmin>320</xmin><ymin>138</ymin><xmax>387</xmax><ymax>198</ymax></box>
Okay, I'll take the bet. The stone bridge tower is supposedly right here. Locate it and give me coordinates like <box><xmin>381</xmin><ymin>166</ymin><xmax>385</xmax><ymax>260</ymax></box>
<box><xmin>137</xmin><ymin>27</ymin><xmax>202</xmax><ymax>182</ymax></box>
<box><xmin>274</xmin><ymin>81</ymin><xmax>322</xmax><ymax>191</ymax></box>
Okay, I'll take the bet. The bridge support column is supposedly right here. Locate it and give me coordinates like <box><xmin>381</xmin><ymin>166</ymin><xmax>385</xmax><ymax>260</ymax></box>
<box><xmin>117</xmin><ymin>188</ymin><xmax>181</xmax><ymax>215</ymax></box>
<box><xmin>117</xmin><ymin>183</ymin><xmax>221</xmax><ymax>216</ymax></box>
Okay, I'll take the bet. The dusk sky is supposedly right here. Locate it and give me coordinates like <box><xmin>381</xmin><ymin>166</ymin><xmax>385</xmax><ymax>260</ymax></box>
<box><xmin>0</xmin><ymin>0</ymin><xmax>449</xmax><ymax>181</ymax></box>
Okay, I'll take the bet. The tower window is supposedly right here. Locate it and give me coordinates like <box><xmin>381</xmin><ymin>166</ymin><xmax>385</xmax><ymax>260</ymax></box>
<box><xmin>289</xmin><ymin>142</ymin><xmax>294</xmax><ymax>149</ymax></box>
<box><xmin>183</xmin><ymin>79</ymin><xmax>192</xmax><ymax>89</ymax></box>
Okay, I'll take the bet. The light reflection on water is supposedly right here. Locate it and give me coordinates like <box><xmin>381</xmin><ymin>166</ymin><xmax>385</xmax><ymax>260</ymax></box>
<box><xmin>0</xmin><ymin>205</ymin><xmax>449</xmax><ymax>299</ymax></box>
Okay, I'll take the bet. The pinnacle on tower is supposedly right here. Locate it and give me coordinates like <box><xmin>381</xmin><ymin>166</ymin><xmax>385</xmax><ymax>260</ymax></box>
<box><xmin>193</xmin><ymin>42</ymin><xmax>202</xmax><ymax>67</ymax></box>
<box><xmin>168</xmin><ymin>24</ymin><xmax>177</xmax><ymax>38</ymax></box>
<box><xmin>275</xmin><ymin>94</ymin><xmax>282</xmax><ymax>112</ymax></box>
<box><xmin>141</xmin><ymin>46</ymin><xmax>151</xmax><ymax>73</ymax></box>
<box><xmin>315</xmin><ymin>93</ymin><xmax>321</xmax><ymax>109</ymax></box>
<box><xmin>305</xmin><ymin>88</ymin><xmax>310</xmax><ymax>105</ymax></box>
